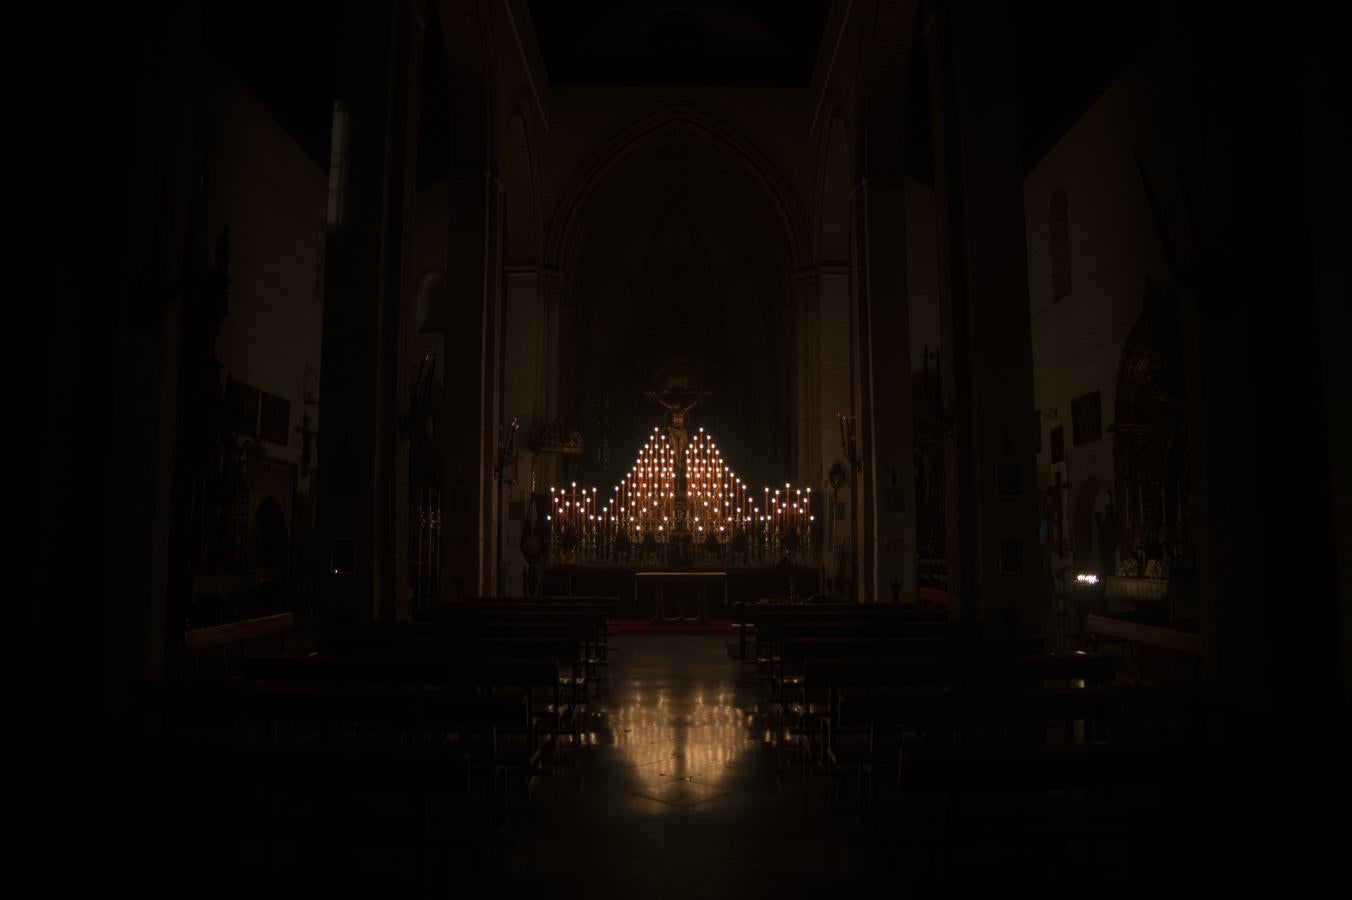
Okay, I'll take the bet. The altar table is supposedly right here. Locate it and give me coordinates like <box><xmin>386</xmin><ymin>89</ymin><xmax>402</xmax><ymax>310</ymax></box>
<box><xmin>634</xmin><ymin>571</ymin><xmax>728</xmax><ymax>625</ymax></box>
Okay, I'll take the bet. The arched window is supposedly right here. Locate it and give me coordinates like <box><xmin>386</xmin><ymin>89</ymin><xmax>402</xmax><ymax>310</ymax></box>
<box><xmin>1050</xmin><ymin>187</ymin><xmax>1071</xmax><ymax>301</ymax></box>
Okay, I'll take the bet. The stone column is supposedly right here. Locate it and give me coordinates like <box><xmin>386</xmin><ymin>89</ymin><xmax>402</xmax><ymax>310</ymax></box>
<box><xmin>440</xmin><ymin>171</ymin><xmax>503</xmax><ymax>600</ymax></box>
<box><xmin>62</xmin><ymin>1</ymin><xmax>204</xmax><ymax>724</ymax></box>
<box><xmin>315</xmin><ymin>0</ymin><xmax>423</xmax><ymax>633</ymax></box>
<box><xmin>499</xmin><ymin>262</ymin><xmax>544</xmax><ymax>594</ymax></box>
<box><xmin>1152</xmin><ymin>1</ymin><xmax>1343</xmax><ymax>695</ymax></box>
<box><xmin>791</xmin><ymin>271</ymin><xmax>821</xmax><ymax>487</ymax></box>
<box><xmin>925</xmin><ymin>9</ymin><xmax>969</xmax><ymax>608</ymax></box>
<box><xmin>536</xmin><ymin>268</ymin><xmax>565</xmax><ymax>491</ymax></box>
<box><xmin>1301</xmin><ymin>33</ymin><xmax>1352</xmax><ymax>699</ymax></box>
<box><xmin>925</xmin><ymin>0</ymin><xmax>1040</xmax><ymax>632</ymax></box>
<box><xmin>818</xmin><ymin>266</ymin><xmax>855</xmax><ymax>597</ymax></box>
<box><xmin>392</xmin><ymin>3</ymin><xmax>427</xmax><ymax>621</ymax></box>
<box><xmin>855</xmin><ymin>178</ymin><xmax>917</xmax><ymax>603</ymax></box>
<box><xmin>848</xmin><ymin>208</ymin><xmax>876</xmax><ymax>604</ymax></box>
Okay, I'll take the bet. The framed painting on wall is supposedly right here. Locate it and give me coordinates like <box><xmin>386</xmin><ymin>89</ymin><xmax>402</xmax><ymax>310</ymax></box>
<box><xmin>1072</xmin><ymin>390</ymin><xmax>1102</xmax><ymax>446</ymax></box>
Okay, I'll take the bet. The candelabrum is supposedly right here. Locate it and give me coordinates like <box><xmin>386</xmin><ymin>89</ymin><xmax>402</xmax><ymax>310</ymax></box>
<box><xmin>546</xmin><ymin>426</ymin><xmax>816</xmax><ymax>567</ymax></box>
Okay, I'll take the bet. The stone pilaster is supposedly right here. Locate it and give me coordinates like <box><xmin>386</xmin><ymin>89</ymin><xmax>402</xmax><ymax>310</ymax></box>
<box><xmin>440</xmin><ymin>171</ymin><xmax>503</xmax><ymax>600</ymax></box>
<box><xmin>925</xmin><ymin>0</ymin><xmax>1040</xmax><ymax>632</ymax></box>
<box><xmin>817</xmin><ymin>265</ymin><xmax>856</xmax><ymax>597</ymax></box>
<box><xmin>315</xmin><ymin>0</ymin><xmax>423</xmax><ymax>633</ymax></box>
<box><xmin>855</xmin><ymin>178</ymin><xmax>917</xmax><ymax>603</ymax></box>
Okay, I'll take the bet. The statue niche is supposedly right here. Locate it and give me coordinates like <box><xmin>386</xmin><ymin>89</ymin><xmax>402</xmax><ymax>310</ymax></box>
<box><xmin>1111</xmin><ymin>278</ymin><xmax>1191</xmax><ymax>586</ymax></box>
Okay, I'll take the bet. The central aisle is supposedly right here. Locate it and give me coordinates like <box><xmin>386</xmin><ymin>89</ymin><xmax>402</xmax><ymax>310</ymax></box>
<box><xmin>479</xmin><ymin>634</ymin><xmax>888</xmax><ymax>898</ymax></box>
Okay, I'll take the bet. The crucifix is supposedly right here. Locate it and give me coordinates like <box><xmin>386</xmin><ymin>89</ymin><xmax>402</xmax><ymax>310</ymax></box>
<box><xmin>642</xmin><ymin>387</ymin><xmax>711</xmax><ymax>470</ymax></box>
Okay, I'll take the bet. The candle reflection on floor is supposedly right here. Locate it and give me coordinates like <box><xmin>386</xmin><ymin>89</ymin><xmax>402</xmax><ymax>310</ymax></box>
<box><xmin>561</xmin><ymin>634</ymin><xmax>780</xmax><ymax>812</ymax></box>
<box><xmin>607</xmin><ymin>690</ymin><xmax>752</xmax><ymax>791</ymax></box>
<box><xmin>487</xmin><ymin>633</ymin><xmax>888</xmax><ymax>895</ymax></box>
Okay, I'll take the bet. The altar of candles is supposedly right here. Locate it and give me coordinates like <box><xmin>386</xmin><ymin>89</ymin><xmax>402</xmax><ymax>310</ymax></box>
<box><xmin>547</xmin><ymin>426</ymin><xmax>815</xmax><ymax>566</ymax></box>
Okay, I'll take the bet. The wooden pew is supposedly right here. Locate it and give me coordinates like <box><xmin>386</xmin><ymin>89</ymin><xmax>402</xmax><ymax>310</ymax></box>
<box><xmin>319</xmin><ymin>632</ymin><xmax>589</xmax><ymax>739</ymax></box>
<box><xmin>836</xmin><ymin>684</ymin><xmax>1234</xmax><ymax>737</ymax></box>
<box><xmin>735</xmin><ymin>603</ymin><xmax>955</xmax><ymax>659</ymax></box>
<box><xmin>242</xmin><ymin>654</ymin><xmax>561</xmax><ymax>705</ymax></box>
<box><xmin>835</xmin><ymin>684</ymin><xmax>1245</xmax><ymax>830</ymax></box>
<box><xmin>770</xmin><ymin>635</ymin><xmax>1045</xmax><ymax>717</ymax></box>
<box><xmin>891</xmin><ymin>738</ymin><xmax>1247</xmax><ymax>853</ymax></box>
<box><xmin>1086</xmin><ymin>612</ymin><xmax>1203</xmax><ymax>682</ymax></box>
<box><xmin>753</xmin><ymin>622</ymin><xmax>984</xmax><ymax>676</ymax></box>
<box><xmin>181</xmin><ymin>612</ymin><xmax>296</xmax><ymax>679</ymax></box>
<box><xmin>796</xmin><ymin>654</ymin><xmax>1116</xmax><ymax>777</ymax></box>
<box><xmin>464</xmin><ymin>594</ymin><xmax>617</xmax><ymax>611</ymax></box>
<box><xmin>802</xmin><ymin>653</ymin><xmax>1114</xmax><ymax>693</ymax></box>
<box><xmin>124</xmin><ymin>682</ymin><xmax>539</xmax><ymax>852</ymax></box>
<box><xmin>149</xmin><ymin>681</ymin><xmax>532</xmax><ymax>735</ymax></box>
<box><xmin>402</xmin><ymin>616</ymin><xmax>609</xmax><ymax>678</ymax></box>
<box><xmin>411</xmin><ymin>605</ymin><xmax>611</xmax><ymax>636</ymax></box>
<box><xmin>412</xmin><ymin>609</ymin><xmax>607</xmax><ymax>628</ymax></box>
<box><xmin>411</xmin><ymin>606</ymin><xmax>612</xmax><ymax>672</ymax></box>
<box><xmin>183</xmin><ymin>612</ymin><xmax>296</xmax><ymax>653</ymax></box>
<box><xmin>238</xmin><ymin>655</ymin><xmax>555</xmax><ymax>822</ymax></box>
<box><xmin>105</xmin><ymin>737</ymin><xmax>478</xmax><ymax>852</ymax></box>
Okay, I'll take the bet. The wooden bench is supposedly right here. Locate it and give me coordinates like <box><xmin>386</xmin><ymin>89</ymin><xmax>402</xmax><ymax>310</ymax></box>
<box><xmin>734</xmin><ymin>602</ymin><xmax>954</xmax><ymax>659</ymax></box>
<box><xmin>1086</xmin><ymin>612</ymin><xmax>1203</xmax><ymax>682</ymax></box>
<box><xmin>770</xmin><ymin>635</ymin><xmax>1046</xmax><ymax>719</ymax></box>
<box><xmin>464</xmin><ymin>594</ymin><xmax>618</xmax><ymax>611</ymax></box>
<box><xmin>105</xmin><ymin>736</ymin><xmax>478</xmax><ymax>848</ymax></box>
<box><xmin>752</xmin><ymin>621</ymin><xmax>981</xmax><ymax>671</ymax></box>
<box><xmin>796</xmin><ymin>653</ymin><xmax>1116</xmax><ymax>777</ymax></box>
<box><xmin>181</xmin><ymin>612</ymin><xmax>296</xmax><ymax>678</ymax></box>
<box><xmin>238</xmin><ymin>655</ymin><xmax>555</xmax><ymax>819</ymax></box>
<box><xmin>834</xmin><ymin>683</ymin><xmax>1248</xmax><ymax>829</ymax></box>
<box><xmin>123</xmin><ymin>681</ymin><xmax>542</xmax><ymax>854</ymax></box>
<box><xmin>319</xmin><ymin>632</ymin><xmax>590</xmax><ymax>738</ymax></box>
<box><xmin>411</xmin><ymin>606</ymin><xmax>612</xmax><ymax>673</ymax></box>
<box><xmin>402</xmin><ymin>614</ymin><xmax>611</xmax><ymax>678</ymax></box>
<box><xmin>891</xmin><ymin>738</ymin><xmax>1250</xmax><ymax>859</ymax></box>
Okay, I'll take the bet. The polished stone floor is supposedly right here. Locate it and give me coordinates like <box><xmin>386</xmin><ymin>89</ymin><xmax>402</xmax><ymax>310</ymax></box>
<box><xmin>474</xmin><ymin>634</ymin><xmax>892</xmax><ymax>898</ymax></box>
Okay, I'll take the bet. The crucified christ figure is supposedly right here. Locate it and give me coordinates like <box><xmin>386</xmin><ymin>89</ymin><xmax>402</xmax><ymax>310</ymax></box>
<box><xmin>643</xmin><ymin>387</ymin><xmax>711</xmax><ymax>470</ymax></box>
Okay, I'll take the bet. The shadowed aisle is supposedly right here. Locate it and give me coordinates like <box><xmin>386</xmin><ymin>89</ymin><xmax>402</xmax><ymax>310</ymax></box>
<box><xmin>476</xmin><ymin>635</ymin><xmax>888</xmax><ymax>898</ymax></box>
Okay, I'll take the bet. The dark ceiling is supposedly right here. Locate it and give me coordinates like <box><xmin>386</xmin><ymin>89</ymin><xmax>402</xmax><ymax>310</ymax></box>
<box><xmin>203</xmin><ymin>0</ymin><xmax>1152</xmax><ymax>187</ymax></box>
<box><xmin>204</xmin><ymin>0</ymin><xmax>337</xmax><ymax>173</ymax></box>
<box><xmin>524</xmin><ymin>1</ymin><xmax>830</xmax><ymax>88</ymax></box>
<box><xmin>1013</xmin><ymin>0</ymin><xmax>1153</xmax><ymax>173</ymax></box>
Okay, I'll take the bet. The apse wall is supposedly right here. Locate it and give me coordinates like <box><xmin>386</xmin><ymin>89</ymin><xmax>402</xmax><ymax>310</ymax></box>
<box><xmin>1023</xmin><ymin>46</ymin><xmax>1169</xmax><ymax>572</ymax></box>
<box><xmin>574</xmin><ymin>207</ymin><xmax>787</xmax><ymax>491</ymax></box>
<box><xmin>204</xmin><ymin>62</ymin><xmax>327</xmax><ymax>504</ymax></box>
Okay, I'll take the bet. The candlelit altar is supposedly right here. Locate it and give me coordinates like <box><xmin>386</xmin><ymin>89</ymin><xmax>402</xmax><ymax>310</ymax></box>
<box><xmin>547</xmin><ymin>426</ymin><xmax>816</xmax><ymax>564</ymax></box>
<box><xmin>539</xmin><ymin>361</ymin><xmax>820</xmax><ymax>617</ymax></box>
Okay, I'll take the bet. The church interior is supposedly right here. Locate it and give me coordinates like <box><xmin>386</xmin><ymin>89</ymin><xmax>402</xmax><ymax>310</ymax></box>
<box><xmin>12</xmin><ymin>0</ymin><xmax>1349</xmax><ymax>893</ymax></box>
